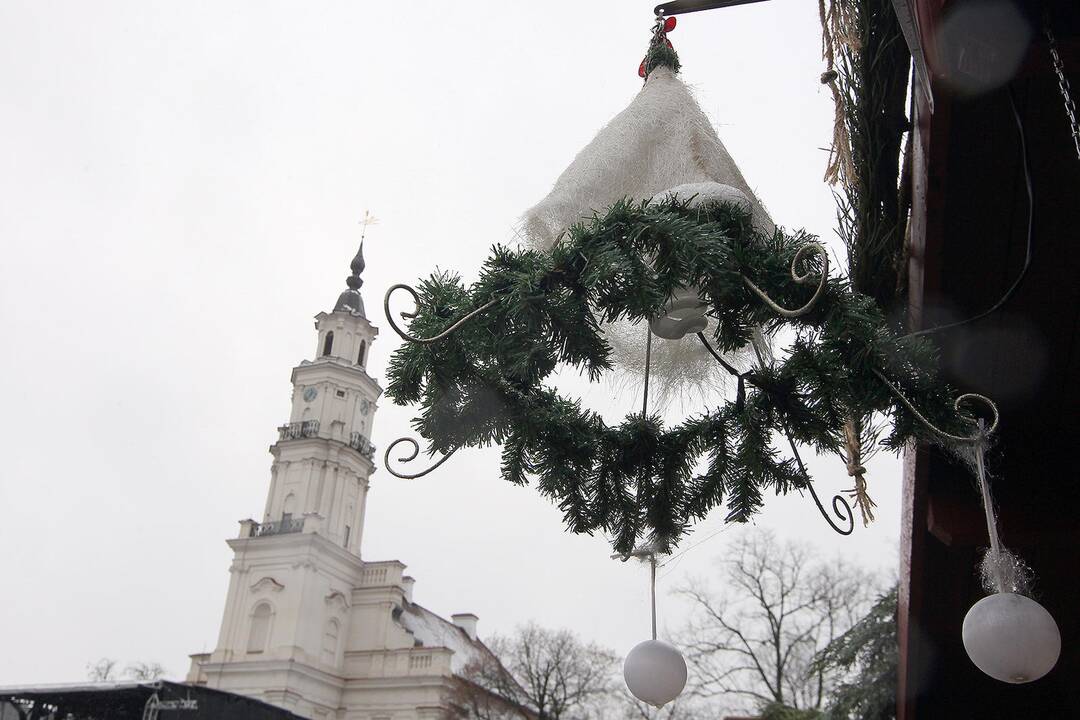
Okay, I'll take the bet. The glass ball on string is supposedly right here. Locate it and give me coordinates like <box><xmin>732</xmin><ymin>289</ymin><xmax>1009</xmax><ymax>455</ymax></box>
<box><xmin>962</xmin><ymin>592</ymin><xmax>1060</xmax><ymax>683</ymax></box>
<box><xmin>623</xmin><ymin>639</ymin><xmax>687</xmax><ymax>708</ymax></box>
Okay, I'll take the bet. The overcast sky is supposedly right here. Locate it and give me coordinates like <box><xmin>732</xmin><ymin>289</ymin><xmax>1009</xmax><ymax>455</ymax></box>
<box><xmin>0</xmin><ymin>0</ymin><xmax>901</xmax><ymax>684</ymax></box>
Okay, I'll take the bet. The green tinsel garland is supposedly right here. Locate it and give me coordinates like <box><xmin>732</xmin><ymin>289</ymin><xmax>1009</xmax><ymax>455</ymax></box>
<box><xmin>386</xmin><ymin>198</ymin><xmax>968</xmax><ymax>553</ymax></box>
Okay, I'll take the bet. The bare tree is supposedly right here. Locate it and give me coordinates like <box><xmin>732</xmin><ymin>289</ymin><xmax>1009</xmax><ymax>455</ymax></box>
<box><xmin>678</xmin><ymin>530</ymin><xmax>877</xmax><ymax>715</ymax></box>
<box><xmin>454</xmin><ymin>623</ymin><xmax>618</xmax><ymax>720</ymax></box>
<box><xmin>447</xmin><ymin>671</ymin><xmax>533</xmax><ymax>720</ymax></box>
<box><xmin>86</xmin><ymin>658</ymin><xmax>166</xmax><ymax>683</ymax></box>
<box><xmin>613</xmin><ymin>692</ymin><xmax>713</xmax><ymax>720</ymax></box>
<box><xmin>124</xmin><ymin>661</ymin><xmax>166</xmax><ymax>681</ymax></box>
<box><xmin>86</xmin><ymin>658</ymin><xmax>119</xmax><ymax>682</ymax></box>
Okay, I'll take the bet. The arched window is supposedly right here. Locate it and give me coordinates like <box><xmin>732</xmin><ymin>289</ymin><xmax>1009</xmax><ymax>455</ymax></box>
<box><xmin>357</xmin><ymin>340</ymin><xmax>367</xmax><ymax>366</ymax></box>
<box><xmin>322</xmin><ymin>619</ymin><xmax>340</xmax><ymax>665</ymax></box>
<box><xmin>248</xmin><ymin>603</ymin><xmax>273</xmax><ymax>653</ymax></box>
<box><xmin>322</xmin><ymin>331</ymin><xmax>334</xmax><ymax>357</ymax></box>
<box><xmin>281</xmin><ymin>493</ymin><xmax>296</xmax><ymax>524</ymax></box>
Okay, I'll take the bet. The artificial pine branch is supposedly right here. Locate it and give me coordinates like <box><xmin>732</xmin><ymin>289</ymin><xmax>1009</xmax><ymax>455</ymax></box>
<box><xmin>386</xmin><ymin>197</ymin><xmax>971</xmax><ymax>553</ymax></box>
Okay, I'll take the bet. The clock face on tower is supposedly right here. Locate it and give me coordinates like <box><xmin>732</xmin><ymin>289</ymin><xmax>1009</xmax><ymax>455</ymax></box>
<box><xmin>303</xmin><ymin>387</ymin><xmax>318</xmax><ymax>403</ymax></box>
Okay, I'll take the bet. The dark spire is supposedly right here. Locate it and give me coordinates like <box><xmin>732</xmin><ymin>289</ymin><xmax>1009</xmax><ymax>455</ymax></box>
<box><xmin>333</xmin><ymin>241</ymin><xmax>366</xmax><ymax>316</ymax></box>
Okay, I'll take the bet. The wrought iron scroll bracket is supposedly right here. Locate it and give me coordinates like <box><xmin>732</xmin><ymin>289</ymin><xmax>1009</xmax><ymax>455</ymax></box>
<box><xmin>697</xmin><ymin>330</ymin><xmax>853</xmax><ymax>536</ymax></box>
<box><xmin>873</xmin><ymin>370</ymin><xmax>999</xmax><ymax>444</ymax></box>
<box><xmin>805</xmin><ymin>481</ymin><xmax>856</xmax><ymax>536</ymax></box>
<box><xmin>383</xmin><ymin>437</ymin><xmax>459</xmax><ymax>480</ymax></box>
<box><xmin>742</xmin><ymin>243</ymin><xmax>829</xmax><ymax>319</ymax></box>
<box><xmin>781</xmin><ymin>420</ymin><xmax>855</xmax><ymax>536</ymax></box>
<box><xmin>384</xmin><ymin>283</ymin><xmax>499</xmax><ymax>345</ymax></box>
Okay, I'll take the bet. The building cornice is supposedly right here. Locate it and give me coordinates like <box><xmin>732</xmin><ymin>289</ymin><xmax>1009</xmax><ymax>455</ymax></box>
<box><xmin>314</xmin><ymin>310</ymin><xmax>379</xmax><ymax>338</ymax></box>
<box><xmin>290</xmin><ymin>359</ymin><xmax>384</xmax><ymax>398</ymax></box>
<box><xmin>227</xmin><ymin>531</ymin><xmax>364</xmax><ymax>580</ymax></box>
<box><xmin>269</xmin><ymin>437</ymin><xmax>375</xmax><ymax>475</ymax></box>
<box><xmin>195</xmin><ymin>659</ymin><xmax>347</xmax><ymax>689</ymax></box>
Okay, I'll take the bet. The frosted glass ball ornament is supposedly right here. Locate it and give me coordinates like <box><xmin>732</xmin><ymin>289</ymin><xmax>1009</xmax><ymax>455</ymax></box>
<box><xmin>623</xmin><ymin>639</ymin><xmax>687</xmax><ymax>708</ymax></box>
<box><xmin>962</xmin><ymin>592</ymin><xmax>1061</xmax><ymax>683</ymax></box>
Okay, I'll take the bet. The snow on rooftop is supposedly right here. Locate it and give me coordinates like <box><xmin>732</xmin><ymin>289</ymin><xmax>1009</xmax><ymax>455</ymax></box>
<box><xmin>397</xmin><ymin>602</ymin><xmax>490</xmax><ymax>673</ymax></box>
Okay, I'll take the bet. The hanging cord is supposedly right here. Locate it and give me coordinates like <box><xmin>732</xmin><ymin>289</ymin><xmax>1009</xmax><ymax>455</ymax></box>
<box><xmin>904</xmin><ymin>85</ymin><xmax>1034</xmax><ymax>338</ymax></box>
<box><xmin>842</xmin><ymin>415</ymin><xmax>876</xmax><ymax>526</ymax></box>
<box><xmin>611</xmin><ymin>545</ymin><xmax>662</xmax><ymax>640</ymax></box>
<box><xmin>658</xmin><ymin>524</ymin><xmax>732</xmax><ymax>572</ymax></box>
<box><xmin>971</xmin><ymin>420</ymin><xmax>1032</xmax><ymax>596</ymax></box>
<box><xmin>818</xmin><ymin>0</ymin><xmax>858</xmax><ymax>186</ymax></box>
<box><xmin>973</xmin><ymin>424</ymin><xmax>1003</xmax><ymax>591</ymax></box>
<box><xmin>642</xmin><ymin>326</ymin><xmax>654</xmax><ymax>417</ymax></box>
<box><xmin>627</xmin><ymin>325</ymin><xmax>659</xmax><ymax>642</ymax></box>
<box><xmin>650</xmin><ymin>553</ymin><xmax>658</xmax><ymax>640</ymax></box>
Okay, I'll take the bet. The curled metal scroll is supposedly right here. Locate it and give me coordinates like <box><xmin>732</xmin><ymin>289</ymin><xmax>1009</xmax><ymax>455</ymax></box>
<box><xmin>698</xmin><ymin>331</ymin><xmax>852</xmax><ymax>535</ymax></box>
<box><xmin>805</xmin><ymin>481</ymin><xmax>856</xmax><ymax>536</ymax></box>
<box><xmin>384</xmin><ymin>437</ymin><xmax>458</xmax><ymax>479</ymax></box>
<box><xmin>384</xmin><ymin>283</ymin><xmax>499</xmax><ymax>345</ymax></box>
<box><xmin>873</xmin><ymin>369</ymin><xmax>999</xmax><ymax>443</ymax></box>
<box><xmin>781</xmin><ymin>424</ymin><xmax>855</xmax><ymax>536</ymax></box>
<box><xmin>742</xmin><ymin>243</ymin><xmax>830</xmax><ymax>319</ymax></box>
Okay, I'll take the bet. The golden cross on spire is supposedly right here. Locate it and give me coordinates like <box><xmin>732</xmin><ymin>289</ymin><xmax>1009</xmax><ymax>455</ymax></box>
<box><xmin>358</xmin><ymin>210</ymin><xmax>379</xmax><ymax>243</ymax></box>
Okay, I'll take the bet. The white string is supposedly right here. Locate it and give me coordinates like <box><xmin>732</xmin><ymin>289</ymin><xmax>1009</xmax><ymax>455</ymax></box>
<box><xmin>973</xmin><ymin>425</ymin><xmax>1004</xmax><ymax>593</ymax></box>
<box><xmin>650</xmin><ymin>554</ymin><xmax>658</xmax><ymax>641</ymax></box>
<box><xmin>970</xmin><ymin>420</ymin><xmax>1032</xmax><ymax>596</ymax></box>
<box><xmin>658</xmin><ymin>524</ymin><xmax>731</xmax><ymax>569</ymax></box>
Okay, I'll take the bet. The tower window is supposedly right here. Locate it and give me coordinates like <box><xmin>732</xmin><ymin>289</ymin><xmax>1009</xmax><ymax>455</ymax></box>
<box><xmin>344</xmin><ymin>525</ymin><xmax>351</xmax><ymax>548</ymax></box>
<box><xmin>357</xmin><ymin>340</ymin><xmax>367</xmax><ymax>366</ymax></box>
<box><xmin>322</xmin><ymin>331</ymin><xmax>335</xmax><ymax>357</ymax></box>
<box><xmin>247</xmin><ymin>603</ymin><xmax>273</xmax><ymax>653</ymax></box>
<box><xmin>336</xmin><ymin>389</ymin><xmax>346</xmax><ymax>398</ymax></box>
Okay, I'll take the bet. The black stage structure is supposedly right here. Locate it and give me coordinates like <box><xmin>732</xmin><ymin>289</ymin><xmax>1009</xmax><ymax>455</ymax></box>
<box><xmin>0</xmin><ymin>680</ymin><xmax>306</xmax><ymax>720</ymax></box>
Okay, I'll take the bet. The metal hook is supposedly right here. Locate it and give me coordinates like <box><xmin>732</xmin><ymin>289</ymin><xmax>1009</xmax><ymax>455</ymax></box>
<box><xmin>780</xmin><ymin>418</ymin><xmax>855</xmax><ymax>536</ymax></box>
<box><xmin>383</xmin><ymin>283</ymin><xmax>499</xmax><ymax>345</ymax></box>
<box><xmin>742</xmin><ymin>243</ymin><xmax>829</xmax><ymax>319</ymax></box>
<box><xmin>383</xmin><ymin>437</ymin><xmax>459</xmax><ymax>479</ymax></box>
<box><xmin>874</xmin><ymin>370</ymin><xmax>999</xmax><ymax>444</ymax></box>
<box><xmin>805</xmin><ymin>482</ymin><xmax>856</xmax><ymax>536</ymax></box>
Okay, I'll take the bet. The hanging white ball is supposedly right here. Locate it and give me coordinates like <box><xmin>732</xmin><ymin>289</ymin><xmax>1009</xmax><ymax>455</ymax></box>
<box><xmin>623</xmin><ymin>639</ymin><xmax>687</xmax><ymax>708</ymax></box>
<box><xmin>649</xmin><ymin>286</ymin><xmax>710</xmax><ymax>340</ymax></box>
<box><xmin>962</xmin><ymin>592</ymin><xmax>1061</xmax><ymax>683</ymax></box>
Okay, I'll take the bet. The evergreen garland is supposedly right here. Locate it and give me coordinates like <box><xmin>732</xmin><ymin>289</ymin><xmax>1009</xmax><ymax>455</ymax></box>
<box><xmin>386</xmin><ymin>197</ymin><xmax>969</xmax><ymax>553</ymax></box>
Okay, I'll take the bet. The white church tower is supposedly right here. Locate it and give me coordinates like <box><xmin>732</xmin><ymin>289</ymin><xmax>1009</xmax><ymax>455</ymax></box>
<box><xmin>188</xmin><ymin>242</ymin><xmax>496</xmax><ymax>720</ymax></box>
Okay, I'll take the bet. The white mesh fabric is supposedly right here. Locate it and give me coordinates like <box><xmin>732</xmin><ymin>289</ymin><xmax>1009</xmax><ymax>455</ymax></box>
<box><xmin>518</xmin><ymin>67</ymin><xmax>775</xmax><ymax>407</ymax></box>
<box><xmin>521</xmin><ymin>66</ymin><xmax>773</xmax><ymax>250</ymax></box>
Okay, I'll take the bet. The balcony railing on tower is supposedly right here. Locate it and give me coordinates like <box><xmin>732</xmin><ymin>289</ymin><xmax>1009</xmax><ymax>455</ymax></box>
<box><xmin>254</xmin><ymin>516</ymin><xmax>305</xmax><ymax>536</ymax></box>
<box><xmin>349</xmin><ymin>432</ymin><xmax>376</xmax><ymax>459</ymax></box>
<box><xmin>277</xmin><ymin>420</ymin><xmax>320</xmax><ymax>441</ymax></box>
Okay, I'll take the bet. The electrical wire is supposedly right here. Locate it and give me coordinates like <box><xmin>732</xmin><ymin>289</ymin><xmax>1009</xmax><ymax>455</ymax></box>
<box><xmin>658</xmin><ymin>524</ymin><xmax>732</xmax><ymax>570</ymax></box>
<box><xmin>904</xmin><ymin>84</ymin><xmax>1035</xmax><ymax>338</ymax></box>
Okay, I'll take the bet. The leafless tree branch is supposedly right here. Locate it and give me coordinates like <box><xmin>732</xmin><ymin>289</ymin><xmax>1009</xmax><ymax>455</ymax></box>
<box><xmin>676</xmin><ymin>530</ymin><xmax>878</xmax><ymax>715</ymax></box>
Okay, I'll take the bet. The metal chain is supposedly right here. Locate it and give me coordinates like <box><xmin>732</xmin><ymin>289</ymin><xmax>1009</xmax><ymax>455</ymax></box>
<box><xmin>1045</xmin><ymin>16</ymin><xmax>1080</xmax><ymax>160</ymax></box>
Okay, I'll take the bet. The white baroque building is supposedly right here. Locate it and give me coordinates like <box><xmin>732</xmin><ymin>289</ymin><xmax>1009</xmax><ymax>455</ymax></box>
<box><xmin>187</xmin><ymin>243</ymin><xmax>494</xmax><ymax>720</ymax></box>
